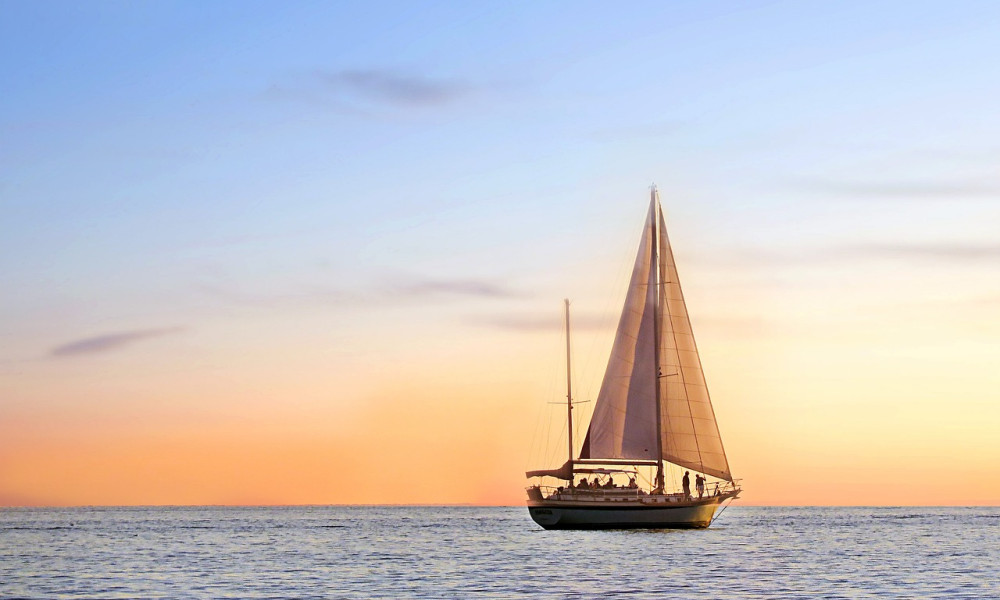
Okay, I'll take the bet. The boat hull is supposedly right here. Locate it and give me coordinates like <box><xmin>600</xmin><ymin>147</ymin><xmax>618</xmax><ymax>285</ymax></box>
<box><xmin>527</xmin><ymin>497</ymin><xmax>722</xmax><ymax>530</ymax></box>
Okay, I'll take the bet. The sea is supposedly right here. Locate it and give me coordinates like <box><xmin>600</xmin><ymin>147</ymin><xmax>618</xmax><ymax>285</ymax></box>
<box><xmin>1</xmin><ymin>506</ymin><xmax>997</xmax><ymax>599</ymax></box>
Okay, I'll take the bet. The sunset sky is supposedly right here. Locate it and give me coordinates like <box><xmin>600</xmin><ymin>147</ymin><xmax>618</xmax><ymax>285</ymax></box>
<box><xmin>2</xmin><ymin>2</ymin><xmax>999</xmax><ymax>506</ymax></box>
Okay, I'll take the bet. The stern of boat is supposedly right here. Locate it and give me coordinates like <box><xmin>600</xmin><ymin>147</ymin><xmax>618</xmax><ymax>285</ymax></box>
<box><xmin>526</xmin><ymin>485</ymin><xmax>544</xmax><ymax>502</ymax></box>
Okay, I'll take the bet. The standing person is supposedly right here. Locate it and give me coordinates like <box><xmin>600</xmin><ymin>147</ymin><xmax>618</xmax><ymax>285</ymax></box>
<box><xmin>682</xmin><ymin>471</ymin><xmax>691</xmax><ymax>498</ymax></box>
<box><xmin>696</xmin><ymin>474</ymin><xmax>705</xmax><ymax>498</ymax></box>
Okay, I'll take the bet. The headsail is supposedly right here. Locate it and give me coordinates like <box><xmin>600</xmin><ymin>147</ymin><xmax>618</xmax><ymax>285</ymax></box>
<box><xmin>579</xmin><ymin>200</ymin><xmax>660</xmax><ymax>462</ymax></box>
<box><xmin>655</xmin><ymin>205</ymin><xmax>732</xmax><ymax>481</ymax></box>
<box><xmin>581</xmin><ymin>190</ymin><xmax>733</xmax><ymax>482</ymax></box>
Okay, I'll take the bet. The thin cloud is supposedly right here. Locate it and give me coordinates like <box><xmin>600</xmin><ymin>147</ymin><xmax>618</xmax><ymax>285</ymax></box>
<box><xmin>974</xmin><ymin>294</ymin><xmax>1000</xmax><ymax>307</ymax></box>
<box><xmin>705</xmin><ymin>242</ymin><xmax>1000</xmax><ymax>268</ymax></box>
<box><xmin>196</xmin><ymin>273</ymin><xmax>518</xmax><ymax>309</ymax></box>
<box><xmin>473</xmin><ymin>311</ymin><xmax>773</xmax><ymax>336</ymax></box>
<box><xmin>386</xmin><ymin>277</ymin><xmax>517</xmax><ymax>299</ymax></box>
<box><xmin>471</xmin><ymin>312</ymin><xmax>609</xmax><ymax>332</ymax></box>
<box><xmin>841</xmin><ymin>243</ymin><xmax>1000</xmax><ymax>261</ymax></box>
<box><xmin>50</xmin><ymin>327</ymin><xmax>183</xmax><ymax>358</ymax></box>
<box><xmin>795</xmin><ymin>179</ymin><xmax>1000</xmax><ymax>200</ymax></box>
<box><xmin>317</xmin><ymin>69</ymin><xmax>475</xmax><ymax>107</ymax></box>
<box><xmin>692</xmin><ymin>315</ymin><xmax>775</xmax><ymax>337</ymax></box>
<box><xmin>195</xmin><ymin>281</ymin><xmax>364</xmax><ymax>308</ymax></box>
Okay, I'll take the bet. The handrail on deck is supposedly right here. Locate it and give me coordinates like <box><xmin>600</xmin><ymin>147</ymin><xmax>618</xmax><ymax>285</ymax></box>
<box><xmin>527</xmin><ymin>478</ymin><xmax>740</xmax><ymax>501</ymax></box>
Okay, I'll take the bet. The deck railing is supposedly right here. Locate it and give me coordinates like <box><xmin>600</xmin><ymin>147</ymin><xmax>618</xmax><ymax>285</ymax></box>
<box><xmin>527</xmin><ymin>479</ymin><xmax>740</xmax><ymax>502</ymax></box>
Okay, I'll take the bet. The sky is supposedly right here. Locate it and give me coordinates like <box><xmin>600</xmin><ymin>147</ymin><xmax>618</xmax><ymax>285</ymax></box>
<box><xmin>1</xmin><ymin>1</ymin><xmax>998</xmax><ymax>506</ymax></box>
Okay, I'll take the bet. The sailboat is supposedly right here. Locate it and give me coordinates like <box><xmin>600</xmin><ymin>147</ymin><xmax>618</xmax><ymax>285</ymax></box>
<box><xmin>526</xmin><ymin>186</ymin><xmax>741</xmax><ymax>529</ymax></box>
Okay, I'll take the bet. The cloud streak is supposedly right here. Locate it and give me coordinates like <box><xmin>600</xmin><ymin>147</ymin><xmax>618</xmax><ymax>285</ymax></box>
<box><xmin>317</xmin><ymin>69</ymin><xmax>475</xmax><ymax>108</ymax></box>
<box><xmin>386</xmin><ymin>277</ymin><xmax>516</xmax><ymax>299</ymax></box>
<box><xmin>50</xmin><ymin>327</ymin><xmax>183</xmax><ymax>358</ymax></box>
<box><xmin>471</xmin><ymin>312</ymin><xmax>609</xmax><ymax>332</ymax></box>
<box><xmin>196</xmin><ymin>273</ymin><xmax>519</xmax><ymax>310</ymax></box>
<box><xmin>472</xmin><ymin>312</ymin><xmax>777</xmax><ymax>338</ymax></box>
<box><xmin>840</xmin><ymin>243</ymin><xmax>1000</xmax><ymax>261</ymax></box>
<box><xmin>709</xmin><ymin>242</ymin><xmax>1000</xmax><ymax>268</ymax></box>
<box><xmin>794</xmin><ymin>179</ymin><xmax>1000</xmax><ymax>200</ymax></box>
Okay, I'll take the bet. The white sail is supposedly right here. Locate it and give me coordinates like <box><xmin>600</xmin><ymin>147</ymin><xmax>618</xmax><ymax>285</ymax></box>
<box><xmin>580</xmin><ymin>201</ymin><xmax>660</xmax><ymax>461</ymax></box>
<box><xmin>656</xmin><ymin>208</ymin><xmax>732</xmax><ymax>481</ymax></box>
<box><xmin>581</xmin><ymin>191</ymin><xmax>733</xmax><ymax>482</ymax></box>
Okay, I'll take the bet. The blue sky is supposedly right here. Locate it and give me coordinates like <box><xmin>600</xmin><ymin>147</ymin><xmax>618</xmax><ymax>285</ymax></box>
<box><xmin>2</xmin><ymin>1</ymin><xmax>999</xmax><ymax>505</ymax></box>
<box><xmin>3</xmin><ymin>0</ymin><xmax>999</xmax><ymax>380</ymax></box>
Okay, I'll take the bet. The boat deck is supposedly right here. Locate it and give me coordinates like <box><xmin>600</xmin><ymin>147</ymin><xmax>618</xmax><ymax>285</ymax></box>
<box><xmin>527</xmin><ymin>484</ymin><xmax>739</xmax><ymax>509</ymax></box>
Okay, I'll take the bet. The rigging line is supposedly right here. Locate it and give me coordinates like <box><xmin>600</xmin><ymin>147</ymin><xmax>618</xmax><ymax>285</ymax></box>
<box><xmin>526</xmin><ymin>394</ymin><xmax>547</xmax><ymax>471</ymax></box>
<box><xmin>710</xmin><ymin>496</ymin><xmax>736</xmax><ymax>526</ymax></box>
<box><xmin>659</xmin><ymin>209</ymin><xmax>706</xmax><ymax>475</ymax></box>
<box><xmin>526</xmin><ymin>320</ymin><xmax>565</xmax><ymax>471</ymax></box>
<box><xmin>527</xmin><ymin>343</ymin><xmax>554</xmax><ymax>469</ymax></box>
<box><xmin>541</xmin><ymin>348</ymin><xmax>560</xmax><ymax>469</ymax></box>
<box><xmin>659</xmin><ymin>208</ymin><xmax>732</xmax><ymax>480</ymax></box>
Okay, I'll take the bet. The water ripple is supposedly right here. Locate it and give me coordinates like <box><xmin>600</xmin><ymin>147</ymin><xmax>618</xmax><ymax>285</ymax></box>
<box><xmin>0</xmin><ymin>506</ymin><xmax>998</xmax><ymax>599</ymax></box>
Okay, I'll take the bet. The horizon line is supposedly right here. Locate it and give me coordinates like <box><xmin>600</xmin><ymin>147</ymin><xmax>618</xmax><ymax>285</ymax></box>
<box><xmin>3</xmin><ymin>503</ymin><xmax>998</xmax><ymax>509</ymax></box>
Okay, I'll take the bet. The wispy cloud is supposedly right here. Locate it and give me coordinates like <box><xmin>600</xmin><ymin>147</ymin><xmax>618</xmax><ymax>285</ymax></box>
<box><xmin>977</xmin><ymin>294</ymin><xmax>1000</xmax><ymax>305</ymax></box>
<box><xmin>50</xmin><ymin>327</ymin><xmax>183</xmax><ymax>358</ymax></box>
<box><xmin>840</xmin><ymin>243</ymin><xmax>1000</xmax><ymax>261</ymax></box>
<box><xmin>195</xmin><ymin>281</ymin><xmax>364</xmax><ymax>308</ymax></box>
<box><xmin>317</xmin><ymin>68</ymin><xmax>476</xmax><ymax>108</ymax></box>
<box><xmin>794</xmin><ymin>179</ymin><xmax>1000</xmax><ymax>200</ymax></box>
<box><xmin>471</xmin><ymin>312</ymin><xmax>609</xmax><ymax>332</ymax></box>
<box><xmin>386</xmin><ymin>277</ymin><xmax>516</xmax><ymax>299</ymax></box>
<box><xmin>472</xmin><ymin>311</ymin><xmax>776</xmax><ymax>337</ymax></box>
<box><xmin>706</xmin><ymin>242</ymin><xmax>1000</xmax><ymax>268</ymax></box>
<box><xmin>196</xmin><ymin>273</ymin><xmax>518</xmax><ymax>310</ymax></box>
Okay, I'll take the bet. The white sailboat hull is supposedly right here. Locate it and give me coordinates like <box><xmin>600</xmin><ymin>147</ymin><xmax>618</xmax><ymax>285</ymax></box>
<box><xmin>527</xmin><ymin>495</ymin><xmax>727</xmax><ymax>530</ymax></box>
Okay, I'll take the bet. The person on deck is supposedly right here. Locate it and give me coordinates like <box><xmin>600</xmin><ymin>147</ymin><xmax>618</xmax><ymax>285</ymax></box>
<box><xmin>628</xmin><ymin>477</ymin><xmax>638</xmax><ymax>489</ymax></box>
<box><xmin>578</xmin><ymin>477</ymin><xmax>588</xmax><ymax>489</ymax></box>
<box><xmin>682</xmin><ymin>471</ymin><xmax>691</xmax><ymax>498</ymax></box>
<box><xmin>695</xmin><ymin>474</ymin><xmax>706</xmax><ymax>498</ymax></box>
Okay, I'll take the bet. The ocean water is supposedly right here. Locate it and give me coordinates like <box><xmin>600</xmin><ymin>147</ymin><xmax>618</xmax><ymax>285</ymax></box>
<box><xmin>1</xmin><ymin>506</ymin><xmax>997</xmax><ymax>599</ymax></box>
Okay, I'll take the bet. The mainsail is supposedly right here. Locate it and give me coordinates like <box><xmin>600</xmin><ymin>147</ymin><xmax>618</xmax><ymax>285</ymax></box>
<box><xmin>580</xmin><ymin>189</ymin><xmax>732</xmax><ymax>482</ymax></box>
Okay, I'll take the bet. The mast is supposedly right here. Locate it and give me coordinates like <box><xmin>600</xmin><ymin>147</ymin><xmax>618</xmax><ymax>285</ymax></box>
<box><xmin>650</xmin><ymin>186</ymin><xmax>666</xmax><ymax>492</ymax></box>
<box><xmin>564</xmin><ymin>298</ymin><xmax>575</xmax><ymax>486</ymax></box>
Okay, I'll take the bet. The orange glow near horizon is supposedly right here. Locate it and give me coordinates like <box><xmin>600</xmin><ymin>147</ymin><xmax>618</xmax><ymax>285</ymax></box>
<box><xmin>3</xmin><ymin>310</ymin><xmax>999</xmax><ymax>507</ymax></box>
<box><xmin>2</xmin><ymin>193</ymin><xmax>999</xmax><ymax>509</ymax></box>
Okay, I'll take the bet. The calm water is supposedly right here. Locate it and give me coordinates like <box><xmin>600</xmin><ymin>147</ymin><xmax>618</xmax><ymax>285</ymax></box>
<box><xmin>1</xmin><ymin>506</ymin><xmax>997</xmax><ymax>599</ymax></box>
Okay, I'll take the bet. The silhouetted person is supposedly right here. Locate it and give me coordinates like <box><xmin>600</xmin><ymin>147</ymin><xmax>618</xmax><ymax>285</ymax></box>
<box><xmin>682</xmin><ymin>471</ymin><xmax>691</xmax><ymax>498</ymax></box>
<box><xmin>628</xmin><ymin>477</ymin><xmax>638</xmax><ymax>489</ymax></box>
<box><xmin>695</xmin><ymin>474</ymin><xmax>706</xmax><ymax>498</ymax></box>
<box><xmin>578</xmin><ymin>477</ymin><xmax>588</xmax><ymax>489</ymax></box>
